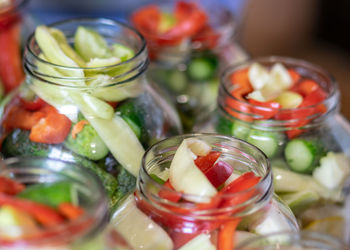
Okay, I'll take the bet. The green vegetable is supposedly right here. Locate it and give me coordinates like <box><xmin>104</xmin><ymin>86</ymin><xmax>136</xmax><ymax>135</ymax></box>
<box><xmin>2</xmin><ymin>129</ymin><xmax>120</xmax><ymax>206</ymax></box>
<box><xmin>84</xmin><ymin>112</ymin><xmax>145</xmax><ymax>177</ymax></box>
<box><xmin>17</xmin><ymin>181</ymin><xmax>78</xmax><ymax>208</ymax></box>
<box><xmin>116</xmin><ymin>99</ymin><xmax>148</xmax><ymax>144</ymax></box>
<box><xmin>111</xmin><ymin>43</ymin><xmax>135</xmax><ymax>61</ymax></box>
<box><xmin>116</xmin><ymin>167</ymin><xmax>136</xmax><ymax>196</ymax></box>
<box><xmin>74</xmin><ymin>26</ymin><xmax>109</xmax><ymax>61</ymax></box>
<box><xmin>284</xmin><ymin>138</ymin><xmax>325</xmax><ymax>174</ymax></box>
<box><xmin>246</xmin><ymin>129</ymin><xmax>284</xmax><ymax>158</ymax></box>
<box><xmin>150</xmin><ymin>174</ymin><xmax>166</xmax><ymax>185</ymax></box>
<box><xmin>187</xmin><ymin>54</ymin><xmax>218</xmax><ymax>81</ymax></box>
<box><xmin>35</xmin><ymin>26</ymin><xmax>84</xmax><ymax>78</ymax></box>
<box><xmin>215</xmin><ymin>116</ymin><xmax>250</xmax><ymax>140</ymax></box>
<box><xmin>64</xmin><ymin>120</ymin><xmax>109</xmax><ymax>161</ymax></box>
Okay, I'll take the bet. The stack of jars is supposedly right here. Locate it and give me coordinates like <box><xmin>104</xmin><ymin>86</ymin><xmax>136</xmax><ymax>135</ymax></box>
<box><xmin>0</xmin><ymin>0</ymin><xmax>349</xmax><ymax>249</ymax></box>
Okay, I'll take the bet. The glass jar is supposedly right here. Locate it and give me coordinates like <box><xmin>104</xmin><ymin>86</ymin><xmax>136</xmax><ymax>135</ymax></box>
<box><xmin>0</xmin><ymin>157</ymin><xmax>132</xmax><ymax>249</ymax></box>
<box><xmin>0</xmin><ymin>0</ymin><xmax>29</xmax><ymax>95</ymax></box>
<box><xmin>235</xmin><ymin>231</ymin><xmax>348</xmax><ymax>250</ymax></box>
<box><xmin>0</xmin><ymin>18</ymin><xmax>182</xmax><ymax>207</ymax></box>
<box><xmin>112</xmin><ymin>134</ymin><xmax>298</xmax><ymax>250</ymax></box>
<box><xmin>130</xmin><ymin>0</ymin><xmax>248</xmax><ymax>131</ymax></box>
<box><xmin>198</xmin><ymin>56</ymin><xmax>350</xmax><ymax>237</ymax></box>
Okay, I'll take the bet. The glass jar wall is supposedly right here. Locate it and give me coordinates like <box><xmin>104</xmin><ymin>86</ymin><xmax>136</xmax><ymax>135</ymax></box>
<box><xmin>112</xmin><ymin>134</ymin><xmax>298</xmax><ymax>250</ymax></box>
<box><xmin>0</xmin><ymin>0</ymin><xmax>29</xmax><ymax>95</ymax></box>
<box><xmin>0</xmin><ymin>157</ymin><xmax>132</xmax><ymax>249</ymax></box>
<box><xmin>0</xmin><ymin>18</ymin><xmax>182</xmax><ymax>208</ymax></box>
<box><xmin>130</xmin><ymin>0</ymin><xmax>248</xmax><ymax>131</ymax></box>
<box><xmin>236</xmin><ymin>231</ymin><xmax>348</xmax><ymax>250</ymax></box>
<box><xmin>198</xmin><ymin>56</ymin><xmax>350</xmax><ymax>239</ymax></box>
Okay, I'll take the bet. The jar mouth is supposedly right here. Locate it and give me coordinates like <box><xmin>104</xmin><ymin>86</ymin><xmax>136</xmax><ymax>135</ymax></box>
<box><xmin>0</xmin><ymin>157</ymin><xmax>108</xmax><ymax>246</ymax></box>
<box><xmin>0</xmin><ymin>0</ymin><xmax>28</xmax><ymax>16</ymax></box>
<box><xmin>132</xmin><ymin>0</ymin><xmax>236</xmax><ymax>51</ymax></box>
<box><xmin>235</xmin><ymin>230</ymin><xmax>347</xmax><ymax>249</ymax></box>
<box><xmin>138</xmin><ymin>133</ymin><xmax>272</xmax><ymax>218</ymax></box>
<box><xmin>219</xmin><ymin>56</ymin><xmax>339</xmax><ymax>127</ymax></box>
<box><xmin>24</xmin><ymin>17</ymin><xmax>149</xmax><ymax>88</ymax></box>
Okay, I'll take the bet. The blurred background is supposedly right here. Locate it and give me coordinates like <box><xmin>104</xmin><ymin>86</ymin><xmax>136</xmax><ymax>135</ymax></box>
<box><xmin>26</xmin><ymin>0</ymin><xmax>350</xmax><ymax>119</ymax></box>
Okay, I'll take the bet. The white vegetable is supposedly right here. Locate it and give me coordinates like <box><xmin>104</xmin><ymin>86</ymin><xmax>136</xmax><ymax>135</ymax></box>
<box><xmin>247</xmin><ymin>63</ymin><xmax>293</xmax><ymax>102</ymax></box>
<box><xmin>251</xmin><ymin>199</ymin><xmax>297</xmax><ymax>242</ymax></box>
<box><xmin>112</xmin><ymin>195</ymin><xmax>173</xmax><ymax>250</ymax></box>
<box><xmin>169</xmin><ymin>138</ymin><xmax>217</xmax><ymax>203</ymax></box>
<box><xmin>248</xmin><ymin>63</ymin><xmax>270</xmax><ymax>90</ymax></box>
<box><xmin>313</xmin><ymin>152</ymin><xmax>350</xmax><ymax>190</ymax></box>
<box><xmin>178</xmin><ymin>234</ymin><xmax>215</xmax><ymax>250</ymax></box>
<box><xmin>270</xmin><ymin>63</ymin><xmax>293</xmax><ymax>89</ymax></box>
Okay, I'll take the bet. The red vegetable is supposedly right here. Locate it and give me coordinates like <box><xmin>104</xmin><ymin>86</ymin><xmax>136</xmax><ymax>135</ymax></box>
<box><xmin>29</xmin><ymin>105</ymin><xmax>72</xmax><ymax>144</ymax></box>
<box><xmin>20</xmin><ymin>97</ymin><xmax>46</xmax><ymax>111</ymax></box>
<box><xmin>158</xmin><ymin>180</ymin><xmax>182</xmax><ymax>203</ymax></box>
<box><xmin>0</xmin><ymin>193</ymin><xmax>65</xmax><ymax>226</ymax></box>
<box><xmin>248</xmin><ymin>99</ymin><xmax>281</xmax><ymax>120</ymax></box>
<box><xmin>219</xmin><ymin>172</ymin><xmax>261</xmax><ymax>209</ymax></box>
<box><xmin>204</xmin><ymin>161</ymin><xmax>233</xmax><ymax>188</ymax></box>
<box><xmin>58</xmin><ymin>202</ymin><xmax>84</xmax><ymax>220</ymax></box>
<box><xmin>0</xmin><ymin>22</ymin><xmax>24</xmax><ymax>93</ymax></box>
<box><xmin>132</xmin><ymin>1</ymin><xmax>207</xmax><ymax>46</ymax></box>
<box><xmin>0</xmin><ymin>176</ymin><xmax>25</xmax><ymax>195</ymax></box>
<box><xmin>194</xmin><ymin>151</ymin><xmax>221</xmax><ymax>173</ymax></box>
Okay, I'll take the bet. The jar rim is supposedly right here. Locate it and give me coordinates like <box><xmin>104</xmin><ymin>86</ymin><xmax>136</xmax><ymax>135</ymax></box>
<box><xmin>235</xmin><ymin>230</ymin><xmax>348</xmax><ymax>249</ymax></box>
<box><xmin>0</xmin><ymin>0</ymin><xmax>28</xmax><ymax>16</ymax></box>
<box><xmin>139</xmin><ymin>133</ymin><xmax>272</xmax><ymax>218</ymax></box>
<box><xmin>218</xmin><ymin>56</ymin><xmax>339</xmax><ymax>126</ymax></box>
<box><xmin>0</xmin><ymin>156</ymin><xmax>108</xmax><ymax>246</ymax></box>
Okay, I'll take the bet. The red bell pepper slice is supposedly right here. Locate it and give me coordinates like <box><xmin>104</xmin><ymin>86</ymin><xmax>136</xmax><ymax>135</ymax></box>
<box><xmin>131</xmin><ymin>5</ymin><xmax>161</xmax><ymax>35</ymax></box>
<box><xmin>248</xmin><ymin>99</ymin><xmax>281</xmax><ymax>120</ymax></box>
<box><xmin>204</xmin><ymin>161</ymin><xmax>233</xmax><ymax>188</ymax></box>
<box><xmin>58</xmin><ymin>202</ymin><xmax>84</xmax><ymax>220</ymax></box>
<box><xmin>288</xmin><ymin>69</ymin><xmax>301</xmax><ymax>84</ymax></box>
<box><xmin>192</xmin><ymin>25</ymin><xmax>220</xmax><ymax>49</ymax></box>
<box><xmin>219</xmin><ymin>172</ymin><xmax>261</xmax><ymax>209</ymax></box>
<box><xmin>2</xmin><ymin>104</ymin><xmax>46</xmax><ymax>131</ymax></box>
<box><xmin>0</xmin><ymin>193</ymin><xmax>65</xmax><ymax>226</ymax></box>
<box><xmin>0</xmin><ymin>22</ymin><xmax>24</xmax><ymax>93</ymax></box>
<box><xmin>29</xmin><ymin>107</ymin><xmax>72</xmax><ymax>144</ymax></box>
<box><xmin>194</xmin><ymin>151</ymin><xmax>221</xmax><ymax>173</ymax></box>
<box><xmin>158</xmin><ymin>180</ymin><xmax>182</xmax><ymax>203</ymax></box>
<box><xmin>0</xmin><ymin>176</ymin><xmax>25</xmax><ymax>195</ymax></box>
<box><xmin>20</xmin><ymin>97</ymin><xmax>46</xmax><ymax>111</ymax></box>
<box><xmin>217</xmin><ymin>219</ymin><xmax>241</xmax><ymax>250</ymax></box>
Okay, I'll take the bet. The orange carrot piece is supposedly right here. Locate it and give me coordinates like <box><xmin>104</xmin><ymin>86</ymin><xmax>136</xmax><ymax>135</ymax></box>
<box><xmin>217</xmin><ymin>219</ymin><xmax>240</xmax><ymax>250</ymax></box>
<box><xmin>58</xmin><ymin>202</ymin><xmax>84</xmax><ymax>220</ymax></box>
<box><xmin>71</xmin><ymin>120</ymin><xmax>89</xmax><ymax>139</ymax></box>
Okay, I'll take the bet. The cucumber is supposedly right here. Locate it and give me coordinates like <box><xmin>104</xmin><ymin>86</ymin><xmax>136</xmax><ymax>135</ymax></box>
<box><xmin>187</xmin><ymin>55</ymin><xmax>218</xmax><ymax>81</ymax></box>
<box><xmin>111</xmin><ymin>43</ymin><xmax>135</xmax><ymax>62</ymax></box>
<box><xmin>216</xmin><ymin>116</ymin><xmax>250</xmax><ymax>140</ymax></box>
<box><xmin>64</xmin><ymin>120</ymin><xmax>109</xmax><ymax>161</ymax></box>
<box><xmin>284</xmin><ymin>138</ymin><xmax>325</xmax><ymax>174</ymax></box>
<box><xmin>17</xmin><ymin>181</ymin><xmax>78</xmax><ymax>208</ymax></box>
<box><xmin>2</xmin><ymin>129</ymin><xmax>119</xmax><ymax>205</ymax></box>
<box><xmin>246</xmin><ymin>129</ymin><xmax>284</xmax><ymax>158</ymax></box>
